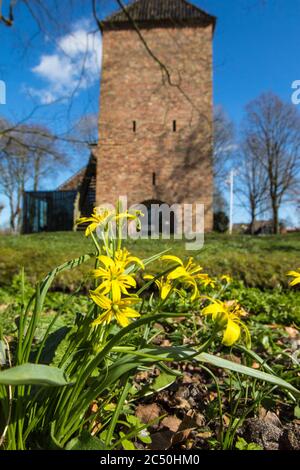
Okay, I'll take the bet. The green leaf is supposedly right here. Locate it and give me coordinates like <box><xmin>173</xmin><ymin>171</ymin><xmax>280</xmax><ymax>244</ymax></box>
<box><xmin>197</xmin><ymin>352</ymin><xmax>300</xmax><ymax>396</ymax></box>
<box><xmin>33</xmin><ymin>326</ymin><xmax>71</xmax><ymax>365</ymax></box>
<box><xmin>151</xmin><ymin>369</ymin><xmax>179</xmax><ymax>392</ymax></box>
<box><xmin>142</xmin><ymin>249</ymin><xmax>170</xmax><ymax>267</ymax></box>
<box><xmin>0</xmin><ymin>340</ymin><xmax>6</xmax><ymax>365</ymax></box>
<box><xmin>138</xmin><ymin>369</ymin><xmax>180</xmax><ymax>399</ymax></box>
<box><xmin>119</xmin><ymin>432</ymin><xmax>136</xmax><ymax>450</ymax></box>
<box><xmin>138</xmin><ymin>430</ymin><xmax>152</xmax><ymax>444</ymax></box>
<box><xmin>66</xmin><ymin>431</ymin><xmax>106</xmax><ymax>450</ymax></box>
<box><xmin>39</xmin><ymin>253</ymin><xmax>93</xmax><ymax>307</ymax></box>
<box><xmin>235</xmin><ymin>437</ymin><xmax>263</xmax><ymax>451</ymax></box>
<box><xmin>125</xmin><ymin>416</ymin><xmax>152</xmax><ymax>444</ymax></box>
<box><xmin>125</xmin><ymin>249</ymin><xmax>170</xmax><ymax>276</ymax></box>
<box><xmin>82</xmin><ymin>313</ymin><xmax>193</xmax><ymax>386</ymax></box>
<box><xmin>294</xmin><ymin>405</ymin><xmax>300</xmax><ymax>419</ymax></box>
<box><xmin>81</xmin><ymin>346</ymin><xmax>194</xmax><ymax>406</ymax></box>
<box><xmin>0</xmin><ymin>363</ymin><xmax>70</xmax><ymax>386</ymax></box>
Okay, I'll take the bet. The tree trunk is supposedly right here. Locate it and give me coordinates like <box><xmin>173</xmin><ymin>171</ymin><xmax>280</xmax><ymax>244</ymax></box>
<box><xmin>8</xmin><ymin>195</ymin><xmax>16</xmax><ymax>232</ymax></box>
<box><xmin>33</xmin><ymin>154</ymin><xmax>41</xmax><ymax>191</ymax></box>
<box><xmin>249</xmin><ymin>220</ymin><xmax>255</xmax><ymax>235</ymax></box>
<box><xmin>17</xmin><ymin>180</ymin><xmax>25</xmax><ymax>233</ymax></box>
<box><xmin>272</xmin><ymin>201</ymin><xmax>279</xmax><ymax>234</ymax></box>
<box><xmin>249</xmin><ymin>200</ymin><xmax>256</xmax><ymax>235</ymax></box>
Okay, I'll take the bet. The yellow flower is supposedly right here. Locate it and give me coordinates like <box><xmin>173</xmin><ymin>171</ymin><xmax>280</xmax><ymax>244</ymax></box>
<box><xmin>77</xmin><ymin>207</ymin><xmax>112</xmax><ymax>236</ymax></box>
<box><xmin>287</xmin><ymin>269</ymin><xmax>300</xmax><ymax>287</ymax></box>
<box><xmin>198</xmin><ymin>273</ymin><xmax>216</xmax><ymax>288</ymax></box>
<box><xmin>115</xmin><ymin>209</ymin><xmax>144</xmax><ymax>234</ymax></box>
<box><xmin>220</xmin><ymin>275</ymin><xmax>232</xmax><ymax>284</ymax></box>
<box><xmin>76</xmin><ymin>207</ymin><xmax>143</xmax><ymax>237</ymax></box>
<box><xmin>161</xmin><ymin>255</ymin><xmax>203</xmax><ymax>300</ymax></box>
<box><xmin>144</xmin><ymin>274</ymin><xmax>173</xmax><ymax>300</ymax></box>
<box><xmin>202</xmin><ymin>299</ymin><xmax>250</xmax><ymax>347</ymax></box>
<box><xmin>114</xmin><ymin>248</ymin><xmax>144</xmax><ymax>270</ymax></box>
<box><xmin>115</xmin><ymin>210</ymin><xmax>144</xmax><ymax>223</ymax></box>
<box><xmin>92</xmin><ymin>251</ymin><xmax>141</xmax><ymax>299</ymax></box>
<box><xmin>90</xmin><ymin>291</ymin><xmax>141</xmax><ymax>328</ymax></box>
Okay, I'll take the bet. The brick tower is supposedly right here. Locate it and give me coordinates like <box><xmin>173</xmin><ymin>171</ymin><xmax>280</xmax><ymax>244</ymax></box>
<box><xmin>95</xmin><ymin>0</ymin><xmax>216</xmax><ymax>231</ymax></box>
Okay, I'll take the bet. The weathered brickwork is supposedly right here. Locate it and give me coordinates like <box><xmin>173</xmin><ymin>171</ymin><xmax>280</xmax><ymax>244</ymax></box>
<box><xmin>95</xmin><ymin>19</ymin><xmax>214</xmax><ymax>231</ymax></box>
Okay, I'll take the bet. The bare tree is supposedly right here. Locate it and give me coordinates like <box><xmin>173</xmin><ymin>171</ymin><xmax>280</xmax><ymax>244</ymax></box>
<box><xmin>243</xmin><ymin>92</ymin><xmax>300</xmax><ymax>234</ymax></box>
<box><xmin>0</xmin><ymin>119</ymin><xmax>66</xmax><ymax>230</ymax></box>
<box><xmin>74</xmin><ymin>113</ymin><xmax>98</xmax><ymax>146</ymax></box>
<box><xmin>237</xmin><ymin>142</ymin><xmax>269</xmax><ymax>234</ymax></box>
<box><xmin>213</xmin><ymin>106</ymin><xmax>235</xmax><ymax>182</ymax></box>
<box><xmin>0</xmin><ymin>139</ymin><xmax>29</xmax><ymax>231</ymax></box>
<box><xmin>17</xmin><ymin>125</ymin><xmax>66</xmax><ymax>191</ymax></box>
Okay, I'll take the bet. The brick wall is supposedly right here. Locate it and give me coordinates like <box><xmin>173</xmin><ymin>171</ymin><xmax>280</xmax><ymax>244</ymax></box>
<box><xmin>95</xmin><ymin>23</ymin><xmax>214</xmax><ymax>231</ymax></box>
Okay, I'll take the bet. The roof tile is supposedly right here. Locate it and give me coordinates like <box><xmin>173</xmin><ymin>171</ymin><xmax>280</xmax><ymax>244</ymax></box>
<box><xmin>103</xmin><ymin>0</ymin><xmax>216</xmax><ymax>28</ymax></box>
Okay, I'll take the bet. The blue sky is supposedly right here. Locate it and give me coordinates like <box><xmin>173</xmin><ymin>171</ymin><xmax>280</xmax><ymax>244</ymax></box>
<box><xmin>0</xmin><ymin>0</ymin><xmax>299</xmax><ymax>227</ymax></box>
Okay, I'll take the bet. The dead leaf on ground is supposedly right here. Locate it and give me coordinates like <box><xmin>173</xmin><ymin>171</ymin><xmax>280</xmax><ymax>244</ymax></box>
<box><xmin>285</xmin><ymin>327</ymin><xmax>299</xmax><ymax>339</ymax></box>
<box><xmin>222</xmin><ymin>414</ymin><xmax>230</xmax><ymax>426</ymax></box>
<box><xmin>263</xmin><ymin>411</ymin><xmax>282</xmax><ymax>428</ymax></box>
<box><xmin>223</xmin><ymin>354</ymin><xmax>241</xmax><ymax>364</ymax></box>
<box><xmin>195</xmin><ymin>413</ymin><xmax>206</xmax><ymax>427</ymax></box>
<box><xmin>209</xmin><ymin>392</ymin><xmax>217</xmax><ymax>401</ymax></box>
<box><xmin>259</xmin><ymin>407</ymin><xmax>267</xmax><ymax>419</ymax></box>
<box><xmin>196</xmin><ymin>431</ymin><xmax>212</xmax><ymax>439</ymax></box>
<box><xmin>252</xmin><ymin>362</ymin><xmax>260</xmax><ymax>369</ymax></box>
<box><xmin>153</xmin><ymin>323</ymin><xmax>165</xmax><ymax>332</ymax></box>
<box><xmin>135</xmin><ymin>370</ymin><xmax>151</xmax><ymax>382</ymax></box>
<box><xmin>182</xmin><ymin>373</ymin><xmax>193</xmax><ymax>384</ymax></box>
<box><xmin>161</xmin><ymin>415</ymin><xmax>181</xmax><ymax>432</ymax></box>
<box><xmin>175</xmin><ymin>397</ymin><xmax>191</xmax><ymax>410</ymax></box>
<box><xmin>150</xmin><ymin>431</ymin><xmax>174</xmax><ymax>450</ymax></box>
<box><xmin>150</xmin><ymin>415</ymin><xmax>197</xmax><ymax>450</ymax></box>
<box><xmin>135</xmin><ymin>403</ymin><xmax>161</xmax><ymax>424</ymax></box>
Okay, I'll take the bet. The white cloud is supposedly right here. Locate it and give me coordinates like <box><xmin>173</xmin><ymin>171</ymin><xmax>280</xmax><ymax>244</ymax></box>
<box><xmin>30</xmin><ymin>19</ymin><xmax>102</xmax><ymax>104</ymax></box>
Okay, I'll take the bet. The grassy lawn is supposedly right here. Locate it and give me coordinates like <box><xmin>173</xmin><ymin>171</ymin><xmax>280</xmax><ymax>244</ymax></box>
<box><xmin>0</xmin><ymin>231</ymin><xmax>299</xmax><ymax>290</ymax></box>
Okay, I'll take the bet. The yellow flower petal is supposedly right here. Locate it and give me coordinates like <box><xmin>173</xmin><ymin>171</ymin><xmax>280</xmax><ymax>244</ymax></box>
<box><xmin>167</xmin><ymin>266</ymin><xmax>188</xmax><ymax>280</ymax></box>
<box><xmin>93</xmin><ymin>267</ymin><xmax>110</xmax><ymax>278</ymax></box>
<box><xmin>85</xmin><ymin>222</ymin><xmax>98</xmax><ymax>237</ymax></box>
<box><xmin>115</xmin><ymin>308</ymin><xmax>140</xmax><ymax>328</ymax></box>
<box><xmin>123</xmin><ymin>308</ymin><xmax>141</xmax><ymax>318</ymax></box>
<box><xmin>287</xmin><ymin>270</ymin><xmax>300</xmax><ymax>286</ymax></box>
<box><xmin>222</xmin><ymin>318</ymin><xmax>241</xmax><ymax>346</ymax></box>
<box><xmin>91</xmin><ymin>310</ymin><xmax>112</xmax><ymax>327</ymax></box>
<box><xmin>111</xmin><ymin>280</ymin><xmax>122</xmax><ymax>302</ymax></box>
<box><xmin>98</xmin><ymin>255</ymin><xmax>115</xmax><ymax>269</ymax></box>
<box><xmin>287</xmin><ymin>270</ymin><xmax>300</xmax><ymax>277</ymax></box>
<box><xmin>202</xmin><ymin>300</ymin><xmax>225</xmax><ymax>317</ymax></box>
<box><xmin>220</xmin><ymin>275</ymin><xmax>232</xmax><ymax>284</ymax></box>
<box><xmin>89</xmin><ymin>291</ymin><xmax>111</xmax><ymax>310</ymax></box>
<box><xmin>161</xmin><ymin>283</ymin><xmax>172</xmax><ymax>300</ymax></box>
<box><xmin>161</xmin><ymin>255</ymin><xmax>183</xmax><ymax>266</ymax></box>
<box><xmin>94</xmin><ymin>280</ymin><xmax>111</xmax><ymax>295</ymax></box>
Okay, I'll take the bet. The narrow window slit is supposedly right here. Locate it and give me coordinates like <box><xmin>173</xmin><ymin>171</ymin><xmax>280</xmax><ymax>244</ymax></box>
<box><xmin>173</xmin><ymin>120</ymin><xmax>177</xmax><ymax>132</ymax></box>
<box><xmin>133</xmin><ymin>120</ymin><xmax>136</xmax><ymax>132</ymax></box>
<box><xmin>152</xmin><ymin>172</ymin><xmax>156</xmax><ymax>186</ymax></box>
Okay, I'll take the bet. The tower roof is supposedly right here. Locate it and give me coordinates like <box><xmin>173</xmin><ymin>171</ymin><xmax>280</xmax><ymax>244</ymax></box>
<box><xmin>103</xmin><ymin>0</ymin><xmax>216</xmax><ymax>30</ymax></box>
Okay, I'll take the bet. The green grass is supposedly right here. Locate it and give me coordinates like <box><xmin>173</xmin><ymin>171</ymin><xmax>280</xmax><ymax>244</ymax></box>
<box><xmin>0</xmin><ymin>231</ymin><xmax>299</xmax><ymax>289</ymax></box>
